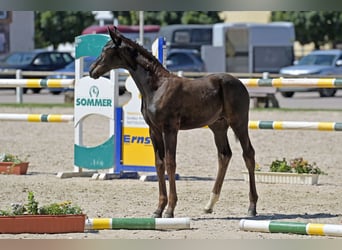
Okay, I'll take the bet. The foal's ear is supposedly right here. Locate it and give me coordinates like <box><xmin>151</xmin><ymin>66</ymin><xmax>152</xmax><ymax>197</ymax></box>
<box><xmin>108</xmin><ymin>26</ymin><xmax>122</xmax><ymax>47</ymax></box>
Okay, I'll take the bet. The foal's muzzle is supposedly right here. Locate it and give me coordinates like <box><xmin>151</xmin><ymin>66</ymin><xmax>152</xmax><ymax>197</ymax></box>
<box><xmin>89</xmin><ymin>63</ymin><xmax>100</xmax><ymax>79</ymax></box>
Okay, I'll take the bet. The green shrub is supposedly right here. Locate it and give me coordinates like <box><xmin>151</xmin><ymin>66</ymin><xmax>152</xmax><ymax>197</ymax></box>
<box><xmin>0</xmin><ymin>191</ymin><xmax>83</xmax><ymax>216</ymax></box>
<box><xmin>269</xmin><ymin>157</ymin><xmax>326</xmax><ymax>175</ymax></box>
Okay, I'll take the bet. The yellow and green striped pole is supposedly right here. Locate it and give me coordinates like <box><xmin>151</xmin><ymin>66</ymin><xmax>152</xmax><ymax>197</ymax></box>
<box><xmin>1</xmin><ymin>114</ymin><xmax>341</xmax><ymax>131</ymax></box>
<box><xmin>248</xmin><ymin>121</ymin><xmax>342</xmax><ymax>131</ymax></box>
<box><xmin>85</xmin><ymin>217</ymin><xmax>191</xmax><ymax>230</ymax></box>
<box><xmin>0</xmin><ymin>79</ymin><xmax>74</xmax><ymax>88</ymax></box>
<box><xmin>240</xmin><ymin>219</ymin><xmax>342</xmax><ymax>237</ymax></box>
<box><xmin>240</xmin><ymin>78</ymin><xmax>342</xmax><ymax>88</ymax></box>
<box><xmin>1</xmin><ymin>78</ymin><xmax>341</xmax><ymax>89</ymax></box>
<box><xmin>0</xmin><ymin>113</ymin><xmax>74</xmax><ymax>122</ymax></box>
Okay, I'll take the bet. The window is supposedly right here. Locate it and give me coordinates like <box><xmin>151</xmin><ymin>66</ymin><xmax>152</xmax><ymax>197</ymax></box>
<box><xmin>191</xmin><ymin>29</ymin><xmax>212</xmax><ymax>44</ymax></box>
<box><xmin>253</xmin><ymin>46</ymin><xmax>294</xmax><ymax>73</ymax></box>
<box><xmin>34</xmin><ymin>54</ymin><xmax>51</xmax><ymax>65</ymax></box>
<box><xmin>0</xmin><ymin>11</ymin><xmax>8</xmax><ymax>19</ymax></box>
<box><xmin>5</xmin><ymin>52</ymin><xmax>35</xmax><ymax>65</ymax></box>
<box><xmin>173</xmin><ymin>31</ymin><xmax>191</xmax><ymax>43</ymax></box>
<box><xmin>62</xmin><ymin>53</ymin><xmax>74</xmax><ymax>64</ymax></box>
<box><xmin>225</xmin><ymin>28</ymin><xmax>249</xmax><ymax>57</ymax></box>
<box><xmin>298</xmin><ymin>54</ymin><xmax>335</xmax><ymax>66</ymax></box>
<box><xmin>168</xmin><ymin>53</ymin><xmax>193</xmax><ymax>66</ymax></box>
<box><xmin>172</xmin><ymin>28</ymin><xmax>212</xmax><ymax>45</ymax></box>
<box><xmin>50</xmin><ymin>53</ymin><xmax>64</xmax><ymax>64</ymax></box>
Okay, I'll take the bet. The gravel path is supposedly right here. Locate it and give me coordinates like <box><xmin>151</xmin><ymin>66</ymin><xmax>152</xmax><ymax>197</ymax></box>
<box><xmin>0</xmin><ymin>106</ymin><xmax>341</xmax><ymax>239</ymax></box>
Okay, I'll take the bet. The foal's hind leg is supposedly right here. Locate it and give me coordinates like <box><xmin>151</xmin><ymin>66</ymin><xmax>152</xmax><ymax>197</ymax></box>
<box><xmin>231</xmin><ymin>123</ymin><xmax>258</xmax><ymax>216</ymax></box>
<box><xmin>204</xmin><ymin>119</ymin><xmax>232</xmax><ymax>213</ymax></box>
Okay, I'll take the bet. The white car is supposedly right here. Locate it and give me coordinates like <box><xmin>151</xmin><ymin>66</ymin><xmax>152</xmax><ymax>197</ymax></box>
<box><xmin>279</xmin><ymin>49</ymin><xmax>342</xmax><ymax>97</ymax></box>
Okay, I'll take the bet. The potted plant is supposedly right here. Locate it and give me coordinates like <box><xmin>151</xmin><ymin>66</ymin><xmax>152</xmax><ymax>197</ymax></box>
<box><xmin>0</xmin><ymin>191</ymin><xmax>86</xmax><ymax>234</ymax></box>
<box><xmin>0</xmin><ymin>153</ymin><xmax>29</xmax><ymax>175</ymax></box>
<box><xmin>242</xmin><ymin>157</ymin><xmax>326</xmax><ymax>185</ymax></box>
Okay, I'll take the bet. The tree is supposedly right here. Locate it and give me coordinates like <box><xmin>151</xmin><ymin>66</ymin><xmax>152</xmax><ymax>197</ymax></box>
<box><xmin>35</xmin><ymin>11</ymin><xmax>95</xmax><ymax>49</ymax></box>
<box><xmin>181</xmin><ymin>11</ymin><xmax>221</xmax><ymax>24</ymax></box>
<box><xmin>112</xmin><ymin>11</ymin><xmax>222</xmax><ymax>26</ymax></box>
<box><xmin>271</xmin><ymin>11</ymin><xmax>342</xmax><ymax>49</ymax></box>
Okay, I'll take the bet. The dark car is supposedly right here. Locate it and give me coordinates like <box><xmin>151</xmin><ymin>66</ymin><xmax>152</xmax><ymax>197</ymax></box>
<box><xmin>47</xmin><ymin>56</ymin><xmax>128</xmax><ymax>95</ymax></box>
<box><xmin>47</xmin><ymin>56</ymin><xmax>95</xmax><ymax>95</ymax></box>
<box><xmin>279</xmin><ymin>49</ymin><xmax>342</xmax><ymax>97</ymax></box>
<box><xmin>0</xmin><ymin>50</ymin><xmax>74</xmax><ymax>93</ymax></box>
<box><xmin>166</xmin><ymin>49</ymin><xmax>206</xmax><ymax>72</ymax></box>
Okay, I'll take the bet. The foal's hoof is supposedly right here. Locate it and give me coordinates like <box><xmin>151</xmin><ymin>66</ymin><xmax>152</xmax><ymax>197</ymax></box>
<box><xmin>203</xmin><ymin>208</ymin><xmax>213</xmax><ymax>214</ymax></box>
<box><xmin>152</xmin><ymin>210</ymin><xmax>162</xmax><ymax>218</ymax></box>
<box><xmin>163</xmin><ymin>207</ymin><xmax>174</xmax><ymax>218</ymax></box>
<box><xmin>152</xmin><ymin>213</ymin><xmax>161</xmax><ymax>218</ymax></box>
<box><xmin>163</xmin><ymin>213</ymin><xmax>174</xmax><ymax>218</ymax></box>
<box><xmin>247</xmin><ymin>209</ymin><xmax>257</xmax><ymax>217</ymax></box>
<box><xmin>164</xmin><ymin>211</ymin><xmax>174</xmax><ymax>218</ymax></box>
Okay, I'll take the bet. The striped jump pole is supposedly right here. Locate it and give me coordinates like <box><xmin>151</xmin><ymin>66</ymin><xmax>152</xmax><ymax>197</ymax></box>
<box><xmin>249</xmin><ymin>120</ymin><xmax>342</xmax><ymax>132</ymax></box>
<box><xmin>240</xmin><ymin>78</ymin><xmax>342</xmax><ymax>88</ymax></box>
<box><xmin>240</xmin><ymin>219</ymin><xmax>342</xmax><ymax>237</ymax></box>
<box><xmin>0</xmin><ymin>113</ymin><xmax>74</xmax><ymax>122</ymax></box>
<box><xmin>0</xmin><ymin>79</ymin><xmax>74</xmax><ymax>88</ymax></box>
<box><xmin>85</xmin><ymin>217</ymin><xmax>191</xmax><ymax>230</ymax></box>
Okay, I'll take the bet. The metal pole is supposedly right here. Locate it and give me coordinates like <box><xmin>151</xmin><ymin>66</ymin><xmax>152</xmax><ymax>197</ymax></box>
<box><xmin>15</xmin><ymin>69</ymin><xmax>23</xmax><ymax>104</ymax></box>
<box><xmin>139</xmin><ymin>11</ymin><xmax>144</xmax><ymax>46</ymax></box>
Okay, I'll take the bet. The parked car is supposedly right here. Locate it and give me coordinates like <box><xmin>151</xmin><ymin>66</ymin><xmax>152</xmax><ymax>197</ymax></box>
<box><xmin>0</xmin><ymin>50</ymin><xmax>74</xmax><ymax>93</ymax></box>
<box><xmin>279</xmin><ymin>49</ymin><xmax>342</xmax><ymax>97</ymax></box>
<box><xmin>47</xmin><ymin>56</ymin><xmax>128</xmax><ymax>95</ymax></box>
<box><xmin>166</xmin><ymin>49</ymin><xmax>206</xmax><ymax>72</ymax></box>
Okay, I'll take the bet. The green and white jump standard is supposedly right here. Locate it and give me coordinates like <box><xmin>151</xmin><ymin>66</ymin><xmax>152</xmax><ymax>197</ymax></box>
<box><xmin>240</xmin><ymin>219</ymin><xmax>342</xmax><ymax>237</ymax></box>
<box><xmin>85</xmin><ymin>217</ymin><xmax>191</xmax><ymax>230</ymax></box>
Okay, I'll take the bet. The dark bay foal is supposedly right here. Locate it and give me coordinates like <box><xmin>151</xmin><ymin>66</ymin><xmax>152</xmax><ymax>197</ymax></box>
<box><xmin>89</xmin><ymin>27</ymin><xmax>258</xmax><ymax>218</ymax></box>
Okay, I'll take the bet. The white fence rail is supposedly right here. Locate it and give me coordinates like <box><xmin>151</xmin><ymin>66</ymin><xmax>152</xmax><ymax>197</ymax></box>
<box><xmin>0</xmin><ymin>113</ymin><xmax>74</xmax><ymax>123</ymax></box>
<box><xmin>0</xmin><ymin>79</ymin><xmax>74</xmax><ymax>88</ymax></box>
<box><xmin>0</xmin><ymin>69</ymin><xmax>341</xmax><ymax>106</ymax></box>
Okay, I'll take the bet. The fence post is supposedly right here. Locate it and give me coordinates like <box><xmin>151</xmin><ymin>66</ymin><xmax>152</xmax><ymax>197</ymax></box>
<box><xmin>15</xmin><ymin>69</ymin><xmax>23</xmax><ymax>104</ymax></box>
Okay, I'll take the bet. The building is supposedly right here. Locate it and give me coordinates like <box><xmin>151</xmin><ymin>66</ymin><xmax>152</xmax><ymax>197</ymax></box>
<box><xmin>220</xmin><ymin>11</ymin><xmax>271</xmax><ymax>24</ymax></box>
<box><xmin>0</xmin><ymin>11</ymin><xmax>34</xmax><ymax>55</ymax></box>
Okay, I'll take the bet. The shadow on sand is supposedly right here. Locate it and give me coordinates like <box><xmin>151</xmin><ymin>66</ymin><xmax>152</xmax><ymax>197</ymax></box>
<box><xmin>193</xmin><ymin>212</ymin><xmax>339</xmax><ymax>221</ymax></box>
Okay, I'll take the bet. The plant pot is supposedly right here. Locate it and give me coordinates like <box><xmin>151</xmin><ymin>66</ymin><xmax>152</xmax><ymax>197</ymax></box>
<box><xmin>0</xmin><ymin>214</ymin><xmax>86</xmax><ymax>234</ymax></box>
<box><xmin>0</xmin><ymin>162</ymin><xmax>29</xmax><ymax>175</ymax></box>
<box><xmin>242</xmin><ymin>171</ymin><xmax>319</xmax><ymax>185</ymax></box>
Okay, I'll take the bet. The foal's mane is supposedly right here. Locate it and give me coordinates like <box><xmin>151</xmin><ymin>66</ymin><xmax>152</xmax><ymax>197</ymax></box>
<box><xmin>119</xmin><ymin>32</ymin><xmax>165</xmax><ymax>70</ymax></box>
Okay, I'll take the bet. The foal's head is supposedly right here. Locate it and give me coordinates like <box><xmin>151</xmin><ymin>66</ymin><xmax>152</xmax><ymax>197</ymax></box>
<box><xmin>89</xmin><ymin>27</ymin><xmax>139</xmax><ymax>79</ymax></box>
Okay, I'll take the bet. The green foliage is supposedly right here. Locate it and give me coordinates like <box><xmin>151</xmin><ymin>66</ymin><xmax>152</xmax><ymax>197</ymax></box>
<box><xmin>39</xmin><ymin>201</ymin><xmax>82</xmax><ymax>215</ymax></box>
<box><xmin>34</xmin><ymin>11</ymin><xmax>221</xmax><ymax>50</ymax></box>
<box><xmin>112</xmin><ymin>11</ymin><xmax>222</xmax><ymax>26</ymax></box>
<box><xmin>0</xmin><ymin>153</ymin><xmax>25</xmax><ymax>164</ymax></box>
<box><xmin>0</xmin><ymin>191</ymin><xmax>83</xmax><ymax>216</ymax></box>
<box><xmin>11</xmin><ymin>203</ymin><xmax>25</xmax><ymax>215</ymax></box>
<box><xmin>269</xmin><ymin>157</ymin><xmax>326</xmax><ymax>175</ymax></box>
<box><xmin>269</xmin><ymin>158</ymin><xmax>292</xmax><ymax>173</ymax></box>
<box><xmin>26</xmin><ymin>191</ymin><xmax>39</xmax><ymax>215</ymax></box>
<box><xmin>35</xmin><ymin>11</ymin><xmax>95</xmax><ymax>49</ymax></box>
<box><xmin>181</xmin><ymin>11</ymin><xmax>221</xmax><ymax>24</ymax></box>
<box><xmin>271</xmin><ymin>11</ymin><xmax>342</xmax><ymax>49</ymax></box>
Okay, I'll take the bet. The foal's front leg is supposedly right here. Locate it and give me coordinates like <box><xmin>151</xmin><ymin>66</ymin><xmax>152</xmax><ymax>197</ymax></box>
<box><xmin>149</xmin><ymin>129</ymin><xmax>167</xmax><ymax>218</ymax></box>
<box><xmin>162</xmin><ymin>128</ymin><xmax>178</xmax><ymax>218</ymax></box>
